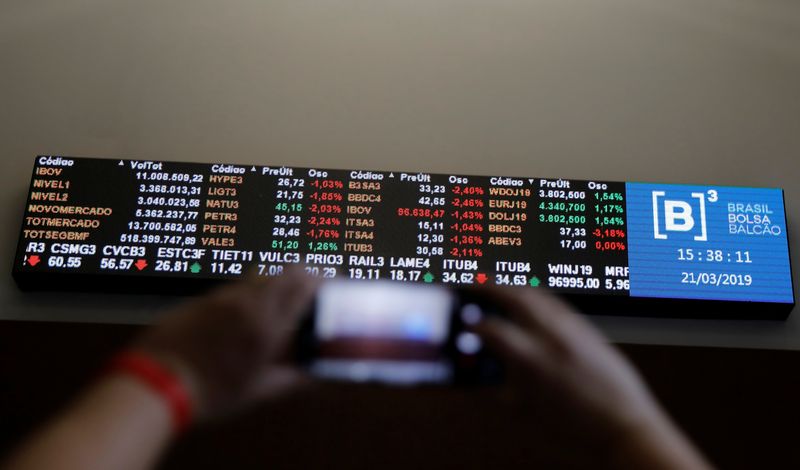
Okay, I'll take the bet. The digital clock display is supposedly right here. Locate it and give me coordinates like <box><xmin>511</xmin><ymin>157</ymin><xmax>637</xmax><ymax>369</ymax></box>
<box><xmin>626</xmin><ymin>183</ymin><xmax>793</xmax><ymax>305</ymax></box>
<box><xmin>12</xmin><ymin>156</ymin><xmax>795</xmax><ymax>320</ymax></box>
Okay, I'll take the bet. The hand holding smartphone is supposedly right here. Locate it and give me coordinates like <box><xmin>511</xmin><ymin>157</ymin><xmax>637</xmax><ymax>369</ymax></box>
<box><xmin>296</xmin><ymin>280</ymin><xmax>503</xmax><ymax>386</ymax></box>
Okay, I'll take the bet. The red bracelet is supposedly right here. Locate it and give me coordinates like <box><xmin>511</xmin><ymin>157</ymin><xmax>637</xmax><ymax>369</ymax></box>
<box><xmin>107</xmin><ymin>350</ymin><xmax>193</xmax><ymax>433</ymax></box>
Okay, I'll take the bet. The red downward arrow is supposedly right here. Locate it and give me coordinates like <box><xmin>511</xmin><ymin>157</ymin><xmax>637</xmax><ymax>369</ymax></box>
<box><xmin>134</xmin><ymin>259</ymin><xmax>148</xmax><ymax>271</ymax></box>
<box><xmin>28</xmin><ymin>255</ymin><xmax>41</xmax><ymax>267</ymax></box>
<box><xmin>475</xmin><ymin>273</ymin><xmax>488</xmax><ymax>284</ymax></box>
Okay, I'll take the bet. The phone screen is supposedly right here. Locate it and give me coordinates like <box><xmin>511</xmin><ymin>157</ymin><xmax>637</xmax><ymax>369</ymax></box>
<box><xmin>298</xmin><ymin>280</ymin><xmax>501</xmax><ymax>386</ymax></box>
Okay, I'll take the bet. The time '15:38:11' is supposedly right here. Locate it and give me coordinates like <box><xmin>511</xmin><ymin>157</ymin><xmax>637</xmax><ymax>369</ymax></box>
<box><xmin>677</xmin><ymin>249</ymin><xmax>752</xmax><ymax>263</ymax></box>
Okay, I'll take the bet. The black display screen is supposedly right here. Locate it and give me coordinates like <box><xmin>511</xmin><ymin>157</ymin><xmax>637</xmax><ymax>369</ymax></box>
<box><xmin>13</xmin><ymin>156</ymin><xmax>795</xmax><ymax>320</ymax></box>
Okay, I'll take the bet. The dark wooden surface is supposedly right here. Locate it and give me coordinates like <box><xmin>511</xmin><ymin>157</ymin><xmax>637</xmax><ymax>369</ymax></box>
<box><xmin>1</xmin><ymin>320</ymin><xmax>798</xmax><ymax>469</ymax></box>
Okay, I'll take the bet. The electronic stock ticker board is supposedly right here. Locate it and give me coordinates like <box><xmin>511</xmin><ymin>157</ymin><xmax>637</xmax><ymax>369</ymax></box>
<box><xmin>13</xmin><ymin>156</ymin><xmax>795</xmax><ymax>319</ymax></box>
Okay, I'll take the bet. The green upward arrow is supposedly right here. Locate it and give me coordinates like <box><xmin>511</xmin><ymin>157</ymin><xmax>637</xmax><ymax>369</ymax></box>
<box><xmin>190</xmin><ymin>262</ymin><xmax>202</xmax><ymax>274</ymax></box>
<box><xmin>423</xmin><ymin>272</ymin><xmax>434</xmax><ymax>283</ymax></box>
<box><xmin>529</xmin><ymin>276</ymin><xmax>540</xmax><ymax>287</ymax></box>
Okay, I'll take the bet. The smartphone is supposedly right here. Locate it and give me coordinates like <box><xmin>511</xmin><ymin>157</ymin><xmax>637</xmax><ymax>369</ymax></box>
<box><xmin>296</xmin><ymin>280</ymin><xmax>503</xmax><ymax>386</ymax></box>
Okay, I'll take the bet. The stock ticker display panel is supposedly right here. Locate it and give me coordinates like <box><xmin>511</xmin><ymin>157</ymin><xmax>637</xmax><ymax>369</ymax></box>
<box><xmin>13</xmin><ymin>156</ymin><xmax>795</xmax><ymax>319</ymax></box>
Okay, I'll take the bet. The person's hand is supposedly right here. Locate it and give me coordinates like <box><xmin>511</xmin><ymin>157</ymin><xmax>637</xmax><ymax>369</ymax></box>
<box><xmin>1</xmin><ymin>268</ymin><xmax>318</xmax><ymax>470</ymax></box>
<box><xmin>473</xmin><ymin>287</ymin><xmax>711</xmax><ymax>469</ymax></box>
<box><xmin>133</xmin><ymin>266</ymin><xmax>319</xmax><ymax>419</ymax></box>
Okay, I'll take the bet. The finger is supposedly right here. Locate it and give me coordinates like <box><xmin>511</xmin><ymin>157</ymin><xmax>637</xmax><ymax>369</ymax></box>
<box><xmin>514</xmin><ymin>289</ymin><xmax>612</xmax><ymax>348</ymax></box>
<box><xmin>246</xmin><ymin>264</ymin><xmax>309</xmax><ymax>317</ymax></box>
<box><xmin>247</xmin><ymin>266</ymin><xmax>318</xmax><ymax>353</ymax></box>
<box><xmin>470</xmin><ymin>285</ymin><xmax>565</xmax><ymax>343</ymax></box>
<box><xmin>276</xmin><ymin>266</ymin><xmax>321</xmax><ymax>321</ymax></box>
<box><xmin>473</xmin><ymin>317</ymin><xmax>548</xmax><ymax>374</ymax></box>
<box><xmin>480</xmin><ymin>285</ymin><xmax>601</xmax><ymax>347</ymax></box>
<box><xmin>243</xmin><ymin>366</ymin><xmax>314</xmax><ymax>402</ymax></box>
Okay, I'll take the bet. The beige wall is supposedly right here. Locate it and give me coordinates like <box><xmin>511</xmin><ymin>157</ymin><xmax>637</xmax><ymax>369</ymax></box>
<box><xmin>1</xmin><ymin>0</ymin><xmax>798</xmax><ymax>349</ymax></box>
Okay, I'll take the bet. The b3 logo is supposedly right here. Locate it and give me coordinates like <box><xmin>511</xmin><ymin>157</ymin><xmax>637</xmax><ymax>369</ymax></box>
<box><xmin>652</xmin><ymin>189</ymin><xmax>717</xmax><ymax>241</ymax></box>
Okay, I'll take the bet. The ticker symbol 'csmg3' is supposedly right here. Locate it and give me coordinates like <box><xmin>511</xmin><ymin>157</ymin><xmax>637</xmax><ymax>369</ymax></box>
<box><xmin>651</xmin><ymin>190</ymin><xmax>717</xmax><ymax>242</ymax></box>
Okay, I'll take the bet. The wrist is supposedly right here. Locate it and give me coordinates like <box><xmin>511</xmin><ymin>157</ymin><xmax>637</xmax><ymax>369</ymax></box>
<box><xmin>106</xmin><ymin>349</ymin><xmax>199</xmax><ymax>433</ymax></box>
<box><xmin>135</xmin><ymin>349</ymin><xmax>205</xmax><ymax>414</ymax></box>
